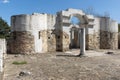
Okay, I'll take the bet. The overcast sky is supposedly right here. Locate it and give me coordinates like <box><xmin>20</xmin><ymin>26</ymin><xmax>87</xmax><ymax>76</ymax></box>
<box><xmin>0</xmin><ymin>0</ymin><xmax>120</xmax><ymax>25</ymax></box>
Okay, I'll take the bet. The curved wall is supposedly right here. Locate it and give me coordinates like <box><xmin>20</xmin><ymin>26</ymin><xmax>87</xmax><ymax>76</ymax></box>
<box><xmin>100</xmin><ymin>17</ymin><xmax>118</xmax><ymax>49</ymax></box>
<box><xmin>10</xmin><ymin>13</ymin><xmax>57</xmax><ymax>54</ymax></box>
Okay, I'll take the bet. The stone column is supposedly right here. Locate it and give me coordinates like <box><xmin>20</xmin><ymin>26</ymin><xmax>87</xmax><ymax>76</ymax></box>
<box><xmin>79</xmin><ymin>28</ymin><xmax>85</xmax><ymax>56</ymax></box>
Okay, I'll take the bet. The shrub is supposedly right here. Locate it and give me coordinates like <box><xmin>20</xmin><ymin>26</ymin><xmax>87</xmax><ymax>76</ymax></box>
<box><xmin>12</xmin><ymin>61</ymin><xmax>27</xmax><ymax>65</ymax></box>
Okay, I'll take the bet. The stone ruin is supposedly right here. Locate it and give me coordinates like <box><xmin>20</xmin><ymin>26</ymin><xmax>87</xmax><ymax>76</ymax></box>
<box><xmin>8</xmin><ymin>8</ymin><xmax>118</xmax><ymax>54</ymax></box>
<box><xmin>0</xmin><ymin>39</ymin><xmax>6</xmax><ymax>72</ymax></box>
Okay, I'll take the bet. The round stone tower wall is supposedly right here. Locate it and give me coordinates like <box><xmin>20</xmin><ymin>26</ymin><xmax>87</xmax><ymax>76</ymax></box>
<box><xmin>9</xmin><ymin>15</ymin><xmax>35</xmax><ymax>54</ymax></box>
<box><xmin>100</xmin><ymin>17</ymin><xmax>118</xmax><ymax>49</ymax></box>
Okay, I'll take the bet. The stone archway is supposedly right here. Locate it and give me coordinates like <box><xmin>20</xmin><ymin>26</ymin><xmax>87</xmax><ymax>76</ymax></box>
<box><xmin>56</xmin><ymin>8</ymin><xmax>94</xmax><ymax>56</ymax></box>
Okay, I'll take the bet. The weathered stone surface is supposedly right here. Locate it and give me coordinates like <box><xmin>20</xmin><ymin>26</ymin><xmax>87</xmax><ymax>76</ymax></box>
<box><xmin>9</xmin><ymin>31</ymin><xmax>35</xmax><ymax>54</ymax></box>
<box><xmin>38</xmin><ymin>30</ymin><xmax>56</xmax><ymax>52</ymax></box>
<box><xmin>0</xmin><ymin>39</ymin><xmax>6</xmax><ymax>72</ymax></box>
<box><xmin>10</xmin><ymin>9</ymin><xmax>118</xmax><ymax>53</ymax></box>
<box><xmin>55</xmin><ymin>30</ymin><xmax>69</xmax><ymax>51</ymax></box>
<box><xmin>47</xmin><ymin>30</ymin><xmax>56</xmax><ymax>52</ymax></box>
<box><xmin>62</xmin><ymin>31</ymin><xmax>70</xmax><ymax>51</ymax></box>
<box><xmin>86</xmin><ymin>31</ymin><xmax>118</xmax><ymax>50</ymax></box>
<box><xmin>3</xmin><ymin>50</ymin><xmax>120</xmax><ymax>80</ymax></box>
<box><xmin>86</xmin><ymin>32</ymin><xmax>100</xmax><ymax>50</ymax></box>
<box><xmin>56</xmin><ymin>30</ymin><xmax>63</xmax><ymax>51</ymax></box>
<box><xmin>40</xmin><ymin>30</ymin><xmax>48</xmax><ymax>52</ymax></box>
<box><xmin>100</xmin><ymin>31</ymin><xmax>118</xmax><ymax>49</ymax></box>
<box><xmin>19</xmin><ymin>71</ymin><xmax>31</xmax><ymax>76</ymax></box>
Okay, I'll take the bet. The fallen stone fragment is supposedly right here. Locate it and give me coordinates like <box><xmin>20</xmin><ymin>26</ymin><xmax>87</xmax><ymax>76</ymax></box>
<box><xmin>19</xmin><ymin>71</ymin><xmax>31</xmax><ymax>76</ymax></box>
<box><xmin>106</xmin><ymin>52</ymin><xmax>114</xmax><ymax>55</ymax></box>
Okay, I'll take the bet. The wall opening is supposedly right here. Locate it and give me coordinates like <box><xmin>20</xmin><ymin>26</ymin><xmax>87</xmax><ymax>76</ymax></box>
<box><xmin>70</xmin><ymin>16</ymin><xmax>80</xmax><ymax>49</ymax></box>
<box><xmin>70</xmin><ymin>16</ymin><xmax>80</xmax><ymax>25</ymax></box>
<box><xmin>48</xmin><ymin>37</ymin><xmax>50</xmax><ymax>39</ymax></box>
<box><xmin>57</xmin><ymin>35</ymin><xmax>60</xmax><ymax>39</ymax></box>
<box><xmin>38</xmin><ymin>31</ymin><xmax>41</xmax><ymax>39</ymax></box>
<box><xmin>13</xmin><ymin>32</ymin><xmax>16</xmax><ymax>40</ymax></box>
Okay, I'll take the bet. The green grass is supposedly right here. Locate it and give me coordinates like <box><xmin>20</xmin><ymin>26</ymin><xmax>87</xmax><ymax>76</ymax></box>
<box><xmin>12</xmin><ymin>61</ymin><xmax>27</xmax><ymax>65</ymax></box>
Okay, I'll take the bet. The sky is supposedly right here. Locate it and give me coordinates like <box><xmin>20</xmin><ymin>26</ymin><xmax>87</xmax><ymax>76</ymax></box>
<box><xmin>0</xmin><ymin>0</ymin><xmax>120</xmax><ymax>25</ymax></box>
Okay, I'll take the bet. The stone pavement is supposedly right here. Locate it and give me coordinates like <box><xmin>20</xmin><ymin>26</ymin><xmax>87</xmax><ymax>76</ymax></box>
<box><xmin>0</xmin><ymin>72</ymin><xmax>3</xmax><ymax>80</ymax></box>
<box><xmin>3</xmin><ymin>49</ymin><xmax>120</xmax><ymax>80</ymax></box>
<box><xmin>65</xmin><ymin>49</ymin><xmax>109</xmax><ymax>57</ymax></box>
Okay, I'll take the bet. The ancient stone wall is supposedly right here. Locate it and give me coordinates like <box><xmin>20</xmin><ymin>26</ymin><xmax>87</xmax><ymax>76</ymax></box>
<box><xmin>0</xmin><ymin>39</ymin><xmax>6</xmax><ymax>72</ymax></box>
<box><xmin>55</xmin><ymin>30</ymin><xmax>63</xmax><ymax>51</ymax></box>
<box><xmin>47</xmin><ymin>30</ymin><xmax>56</xmax><ymax>52</ymax></box>
<box><xmin>86</xmin><ymin>17</ymin><xmax>100</xmax><ymax>50</ymax></box>
<box><xmin>47</xmin><ymin>14</ymin><xmax>56</xmax><ymax>30</ymax></box>
<box><xmin>9</xmin><ymin>31</ymin><xmax>35</xmax><ymax>54</ymax></box>
<box><xmin>36</xmin><ymin>29</ymin><xmax>56</xmax><ymax>52</ymax></box>
<box><xmin>62</xmin><ymin>31</ymin><xmax>70</xmax><ymax>51</ymax></box>
<box><xmin>86</xmin><ymin>32</ymin><xmax>100</xmax><ymax>50</ymax></box>
<box><xmin>100</xmin><ymin>17</ymin><xmax>118</xmax><ymax>49</ymax></box>
<box><xmin>55</xmin><ymin>30</ymin><xmax>69</xmax><ymax>52</ymax></box>
<box><xmin>10</xmin><ymin>9</ymin><xmax>118</xmax><ymax>54</ymax></box>
<box><xmin>39</xmin><ymin>30</ymin><xmax>48</xmax><ymax>52</ymax></box>
<box><xmin>55</xmin><ymin>13</ymin><xmax>64</xmax><ymax>51</ymax></box>
<box><xmin>100</xmin><ymin>31</ymin><xmax>118</xmax><ymax>49</ymax></box>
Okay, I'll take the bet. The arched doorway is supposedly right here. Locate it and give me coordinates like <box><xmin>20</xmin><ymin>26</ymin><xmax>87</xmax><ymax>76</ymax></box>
<box><xmin>56</xmin><ymin>8</ymin><xmax>94</xmax><ymax>56</ymax></box>
<box><xmin>70</xmin><ymin>16</ymin><xmax>80</xmax><ymax>49</ymax></box>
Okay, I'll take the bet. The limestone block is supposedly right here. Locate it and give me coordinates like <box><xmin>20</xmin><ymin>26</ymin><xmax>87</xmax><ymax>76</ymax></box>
<box><xmin>40</xmin><ymin>30</ymin><xmax>48</xmax><ymax>52</ymax></box>
<box><xmin>9</xmin><ymin>31</ymin><xmax>35</xmax><ymax>54</ymax></box>
<box><xmin>0</xmin><ymin>59</ymin><xmax>3</xmax><ymax>72</ymax></box>
<box><xmin>62</xmin><ymin>31</ymin><xmax>70</xmax><ymax>51</ymax></box>
<box><xmin>100</xmin><ymin>31</ymin><xmax>118</xmax><ymax>49</ymax></box>
<box><xmin>47</xmin><ymin>30</ymin><xmax>56</xmax><ymax>52</ymax></box>
<box><xmin>86</xmin><ymin>32</ymin><xmax>100</xmax><ymax>50</ymax></box>
<box><xmin>0</xmin><ymin>39</ymin><xmax>6</xmax><ymax>72</ymax></box>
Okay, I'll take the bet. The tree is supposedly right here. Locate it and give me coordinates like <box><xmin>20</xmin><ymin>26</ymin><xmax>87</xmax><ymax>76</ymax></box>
<box><xmin>0</xmin><ymin>17</ymin><xmax>10</xmax><ymax>39</ymax></box>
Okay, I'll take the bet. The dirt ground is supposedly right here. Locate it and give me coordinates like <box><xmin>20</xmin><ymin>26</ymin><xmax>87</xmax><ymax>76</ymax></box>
<box><xmin>0</xmin><ymin>72</ymin><xmax>3</xmax><ymax>80</ymax></box>
<box><xmin>3</xmin><ymin>49</ymin><xmax>120</xmax><ymax>80</ymax></box>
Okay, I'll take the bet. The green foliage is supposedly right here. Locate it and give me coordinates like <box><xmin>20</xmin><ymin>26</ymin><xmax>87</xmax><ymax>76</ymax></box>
<box><xmin>12</xmin><ymin>61</ymin><xmax>27</xmax><ymax>65</ymax></box>
<box><xmin>0</xmin><ymin>17</ymin><xmax>10</xmax><ymax>39</ymax></box>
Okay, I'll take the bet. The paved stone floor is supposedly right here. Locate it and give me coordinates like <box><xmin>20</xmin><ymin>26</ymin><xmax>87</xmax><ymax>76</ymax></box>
<box><xmin>3</xmin><ymin>49</ymin><xmax>120</xmax><ymax>80</ymax></box>
<box><xmin>0</xmin><ymin>72</ymin><xmax>3</xmax><ymax>80</ymax></box>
